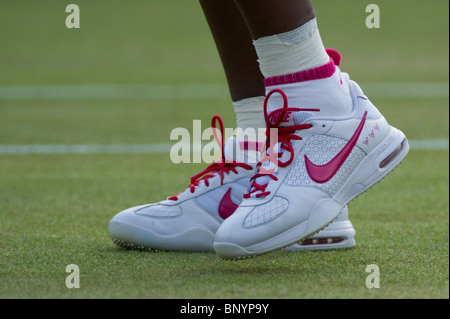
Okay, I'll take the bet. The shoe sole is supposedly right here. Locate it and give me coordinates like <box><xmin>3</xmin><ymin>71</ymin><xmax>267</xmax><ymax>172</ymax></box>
<box><xmin>215</xmin><ymin>126</ymin><xmax>409</xmax><ymax>260</ymax></box>
<box><xmin>110</xmin><ymin>218</ymin><xmax>356</xmax><ymax>252</ymax></box>
<box><xmin>109</xmin><ymin>219</ymin><xmax>215</xmax><ymax>252</ymax></box>
<box><xmin>283</xmin><ymin>219</ymin><xmax>356</xmax><ymax>251</ymax></box>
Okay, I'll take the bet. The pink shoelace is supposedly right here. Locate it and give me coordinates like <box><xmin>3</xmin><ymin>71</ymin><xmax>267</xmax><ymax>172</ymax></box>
<box><xmin>169</xmin><ymin>115</ymin><xmax>253</xmax><ymax>201</ymax></box>
<box><xmin>244</xmin><ymin>89</ymin><xmax>319</xmax><ymax>199</ymax></box>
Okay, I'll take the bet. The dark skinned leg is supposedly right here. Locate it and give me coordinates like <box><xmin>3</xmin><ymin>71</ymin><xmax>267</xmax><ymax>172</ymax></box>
<box><xmin>233</xmin><ymin>0</ymin><xmax>316</xmax><ymax>39</ymax></box>
<box><xmin>199</xmin><ymin>0</ymin><xmax>265</xmax><ymax>102</ymax></box>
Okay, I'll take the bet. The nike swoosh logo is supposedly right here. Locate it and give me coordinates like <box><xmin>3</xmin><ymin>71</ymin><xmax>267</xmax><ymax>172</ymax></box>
<box><xmin>305</xmin><ymin>111</ymin><xmax>367</xmax><ymax>184</ymax></box>
<box><xmin>218</xmin><ymin>188</ymin><xmax>239</xmax><ymax>220</ymax></box>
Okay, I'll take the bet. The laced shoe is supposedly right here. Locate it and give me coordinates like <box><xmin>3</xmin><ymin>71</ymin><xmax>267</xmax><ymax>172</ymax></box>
<box><xmin>109</xmin><ymin>115</ymin><xmax>254</xmax><ymax>251</ymax></box>
<box><xmin>214</xmin><ymin>52</ymin><xmax>409</xmax><ymax>259</ymax></box>
<box><xmin>109</xmin><ymin>114</ymin><xmax>356</xmax><ymax>252</ymax></box>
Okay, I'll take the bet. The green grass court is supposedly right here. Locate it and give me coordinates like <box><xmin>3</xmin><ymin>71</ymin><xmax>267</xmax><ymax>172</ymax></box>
<box><xmin>0</xmin><ymin>0</ymin><xmax>448</xmax><ymax>299</ymax></box>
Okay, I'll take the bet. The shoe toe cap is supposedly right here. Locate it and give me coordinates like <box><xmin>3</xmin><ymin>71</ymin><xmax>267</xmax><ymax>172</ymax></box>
<box><xmin>109</xmin><ymin>203</ymin><xmax>182</xmax><ymax>235</ymax></box>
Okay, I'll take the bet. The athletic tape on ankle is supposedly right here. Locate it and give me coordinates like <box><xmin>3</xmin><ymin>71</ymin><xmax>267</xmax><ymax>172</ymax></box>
<box><xmin>253</xmin><ymin>18</ymin><xmax>330</xmax><ymax>78</ymax></box>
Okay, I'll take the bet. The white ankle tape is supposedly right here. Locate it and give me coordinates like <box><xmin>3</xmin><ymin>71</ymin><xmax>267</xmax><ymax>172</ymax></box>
<box><xmin>253</xmin><ymin>18</ymin><xmax>329</xmax><ymax>77</ymax></box>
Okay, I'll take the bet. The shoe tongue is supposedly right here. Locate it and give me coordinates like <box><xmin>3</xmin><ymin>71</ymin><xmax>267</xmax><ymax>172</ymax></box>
<box><xmin>248</xmin><ymin>110</ymin><xmax>315</xmax><ymax>197</ymax></box>
<box><xmin>268</xmin><ymin>109</ymin><xmax>315</xmax><ymax>127</ymax></box>
<box><xmin>224</xmin><ymin>136</ymin><xmax>239</xmax><ymax>162</ymax></box>
<box><xmin>224</xmin><ymin>136</ymin><xmax>260</xmax><ymax>165</ymax></box>
<box><xmin>293</xmin><ymin>110</ymin><xmax>315</xmax><ymax>125</ymax></box>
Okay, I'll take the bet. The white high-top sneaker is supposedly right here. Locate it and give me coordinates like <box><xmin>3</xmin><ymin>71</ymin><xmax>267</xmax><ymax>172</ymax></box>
<box><xmin>214</xmin><ymin>51</ymin><xmax>409</xmax><ymax>259</ymax></box>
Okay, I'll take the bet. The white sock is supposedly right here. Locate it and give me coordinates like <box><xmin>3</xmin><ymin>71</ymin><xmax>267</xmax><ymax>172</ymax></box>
<box><xmin>253</xmin><ymin>18</ymin><xmax>329</xmax><ymax>78</ymax></box>
<box><xmin>253</xmin><ymin>19</ymin><xmax>353</xmax><ymax>116</ymax></box>
<box><xmin>264</xmin><ymin>70</ymin><xmax>353</xmax><ymax>116</ymax></box>
<box><xmin>233</xmin><ymin>96</ymin><xmax>265</xmax><ymax>139</ymax></box>
<box><xmin>232</xmin><ymin>96</ymin><xmax>265</xmax><ymax>164</ymax></box>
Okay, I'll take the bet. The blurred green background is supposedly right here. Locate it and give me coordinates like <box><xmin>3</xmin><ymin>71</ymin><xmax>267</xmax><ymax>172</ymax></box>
<box><xmin>0</xmin><ymin>0</ymin><xmax>448</xmax><ymax>145</ymax></box>
<box><xmin>0</xmin><ymin>0</ymin><xmax>448</xmax><ymax>299</ymax></box>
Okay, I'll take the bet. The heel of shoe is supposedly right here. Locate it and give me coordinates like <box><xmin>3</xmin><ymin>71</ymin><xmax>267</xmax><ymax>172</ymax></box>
<box><xmin>335</xmin><ymin>127</ymin><xmax>409</xmax><ymax>205</ymax></box>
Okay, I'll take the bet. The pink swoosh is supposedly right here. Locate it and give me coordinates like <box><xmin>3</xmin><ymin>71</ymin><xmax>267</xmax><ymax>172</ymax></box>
<box><xmin>218</xmin><ymin>188</ymin><xmax>239</xmax><ymax>219</ymax></box>
<box><xmin>305</xmin><ymin>111</ymin><xmax>367</xmax><ymax>184</ymax></box>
